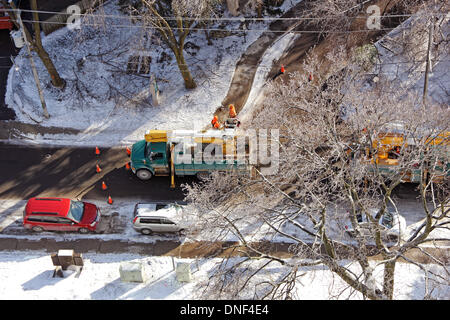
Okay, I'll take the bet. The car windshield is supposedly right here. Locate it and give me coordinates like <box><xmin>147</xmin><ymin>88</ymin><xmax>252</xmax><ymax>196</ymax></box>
<box><xmin>67</xmin><ymin>201</ymin><xmax>84</xmax><ymax>223</ymax></box>
<box><xmin>356</xmin><ymin>213</ymin><xmax>363</xmax><ymax>223</ymax></box>
<box><xmin>381</xmin><ymin>212</ymin><xmax>394</xmax><ymax>229</ymax></box>
<box><xmin>145</xmin><ymin>142</ymin><xmax>151</xmax><ymax>158</ymax></box>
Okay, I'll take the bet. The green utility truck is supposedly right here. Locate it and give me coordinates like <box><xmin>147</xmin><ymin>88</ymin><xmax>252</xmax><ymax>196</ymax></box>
<box><xmin>129</xmin><ymin>130</ymin><xmax>252</xmax><ymax>186</ymax></box>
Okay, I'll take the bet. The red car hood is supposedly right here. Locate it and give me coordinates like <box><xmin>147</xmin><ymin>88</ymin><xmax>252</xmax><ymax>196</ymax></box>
<box><xmin>80</xmin><ymin>202</ymin><xmax>98</xmax><ymax>224</ymax></box>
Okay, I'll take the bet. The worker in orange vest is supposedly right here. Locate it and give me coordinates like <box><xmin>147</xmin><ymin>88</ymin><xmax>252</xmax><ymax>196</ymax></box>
<box><xmin>211</xmin><ymin>115</ymin><xmax>218</xmax><ymax>125</ymax></box>
<box><xmin>272</xmin><ymin>64</ymin><xmax>285</xmax><ymax>80</ymax></box>
<box><xmin>211</xmin><ymin>115</ymin><xmax>221</xmax><ymax>129</ymax></box>
<box><xmin>229</xmin><ymin>104</ymin><xmax>237</xmax><ymax>118</ymax></box>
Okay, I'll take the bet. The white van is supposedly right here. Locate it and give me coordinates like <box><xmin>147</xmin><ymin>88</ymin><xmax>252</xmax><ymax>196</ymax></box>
<box><xmin>132</xmin><ymin>202</ymin><xmax>185</xmax><ymax>235</ymax></box>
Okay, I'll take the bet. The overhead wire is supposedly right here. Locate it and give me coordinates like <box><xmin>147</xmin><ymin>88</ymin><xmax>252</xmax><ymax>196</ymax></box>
<box><xmin>2</xmin><ymin>5</ymin><xmax>446</xmax><ymax>72</ymax></box>
<box><xmin>8</xmin><ymin>17</ymin><xmax>415</xmax><ymax>34</ymax></box>
<box><xmin>1</xmin><ymin>4</ymin><xmax>443</xmax><ymax>35</ymax></box>
<box><xmin>1</xmin><ymin>7</ymin><xmax>444</xmax><ymax>21</ymax></box>
<box><xmin>2</xmin><ymin>59</ymin><xmax>449</xmax><ymax>70</ymax></box>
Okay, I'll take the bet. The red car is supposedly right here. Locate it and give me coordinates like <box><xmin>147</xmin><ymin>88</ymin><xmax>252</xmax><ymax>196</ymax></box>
<box><xmin>23</xmin><ymin>197</ymin><xmax>100</xmax><ymax>233</ymax></box>
<box><xmin>0</xmin><ymin>5</ymin><xmax>13</xmax><ymax>30</ymax></box>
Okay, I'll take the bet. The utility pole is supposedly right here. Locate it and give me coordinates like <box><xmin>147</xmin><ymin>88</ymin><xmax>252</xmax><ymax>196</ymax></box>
<box><xmin>422</xmin><ymin>18</ymin><xmax>434</xmax><ymax>106</ymax></box>
<box><xmin>149</xmin><ymin>74</ymin><xmax>160</xmax><ymax>106</ymax></box>
<box><xmin>17</xmin><ymin>9</ymin><xmax>50</xmax><ymax>119</ymax></box>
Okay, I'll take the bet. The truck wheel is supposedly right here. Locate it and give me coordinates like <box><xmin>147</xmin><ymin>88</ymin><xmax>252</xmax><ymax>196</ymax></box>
<box><xmin>136</xmin><ymin>169</ymin><xmax>153</xmax><ymax>180</ymax></box>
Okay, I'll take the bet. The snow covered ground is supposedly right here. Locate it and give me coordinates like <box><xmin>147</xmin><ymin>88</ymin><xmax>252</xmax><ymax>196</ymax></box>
<box><xmin>0</xmin><ymin>250</ymin><xmax>447</xmax><ymax>299</ymax></box>
<box><xmin>4</xmin><ymin>0</ymin><xmax>302</xmax><ymax>147</ymax></box>
<box><xmin>373</xmin><ymin>12</ymin><xmax>449</xmax><ymax>105</ymax></box>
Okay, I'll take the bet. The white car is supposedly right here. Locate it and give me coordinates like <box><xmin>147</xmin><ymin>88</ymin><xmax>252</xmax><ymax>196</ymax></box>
<box><xmin>132</xmin><ymin>202</ymin><xmax>186</xmax><ymax>235</ymax></box>
<box><xmin>344</xmin><ymin>209</ymin><xmax>407</xmax><ymax>241</ymax></box>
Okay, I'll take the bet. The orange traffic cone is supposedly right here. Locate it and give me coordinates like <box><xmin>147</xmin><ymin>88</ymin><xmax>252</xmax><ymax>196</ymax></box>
<box><xmin>96</xmin><ymin>164</ymin><xmax>102</xmax><ymax>173</ymax></box>
<box><xmin>95</xmin><ymin>147</ymin><xmax>100</xmax><ymax>155</ymax></box>
<box><xmin>125</xmin><ymin>162</ymin><xmax>130</xmax><ymax>170</ymax></box>
<box><xmin>126</xmin><ymin>147</ymin><xmax>131</xmax><ymax>156</ymax></box>
<box><xmin>101</xmin><ymin>181</ymin><xmax>108</xmax><ymax>190</ymax></box>
<box><xmin>107</xmin><ymin>195</ymin><xmax>113</xmax><ymax>205</ymax></box>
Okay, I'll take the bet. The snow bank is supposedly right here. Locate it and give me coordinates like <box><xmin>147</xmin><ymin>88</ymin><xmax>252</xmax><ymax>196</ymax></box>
<box><xmin>374</xmin><ymin>12</ymin><xmax>449</xmax><ymax>105</ymax></box>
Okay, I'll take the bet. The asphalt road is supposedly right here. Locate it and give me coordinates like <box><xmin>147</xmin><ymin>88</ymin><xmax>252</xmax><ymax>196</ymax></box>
<box><xmin>0</xmin><ymin>143</ymin><xmax>195</xmax><ymax>201</ymax></box>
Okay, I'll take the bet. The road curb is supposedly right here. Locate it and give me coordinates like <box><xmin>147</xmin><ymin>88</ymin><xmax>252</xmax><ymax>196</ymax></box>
<box><xmin>0</xmin><ymin>121</ymin><xmax>81</xmax><ymax>141</ymax></box>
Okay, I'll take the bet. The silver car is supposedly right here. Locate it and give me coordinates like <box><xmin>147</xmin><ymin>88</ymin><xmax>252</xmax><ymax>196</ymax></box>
<box><xmin>344</xmin><ymin>209</ymin><xmax>407</xmax><ymax>241</ymax></box>
<box><xmin>132</xmin><ymin>202</ymin><xmax>185</xmax><ymax>235</ymax></box>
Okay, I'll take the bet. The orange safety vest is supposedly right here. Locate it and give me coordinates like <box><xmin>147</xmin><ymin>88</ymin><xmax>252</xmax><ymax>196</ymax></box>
<box><xmin>212</xmin><ymin>116</ymin><xmax>221</xmax><ymax>129</ymax></box>
<box><xmin>229</xmin><ymin>104</ymin><xmax>237</xmax><ymax>118</ymax></box>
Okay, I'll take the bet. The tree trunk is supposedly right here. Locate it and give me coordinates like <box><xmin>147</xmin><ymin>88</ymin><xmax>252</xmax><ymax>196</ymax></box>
<box><xmin>383</xmin><ymin>260</ymin><xmax>396</xmax><ymax>299</ymax></box>
<box><xmin>227</xmin><ymin>0</ymin><xmax>239</xmax><ymax>16</ymax></box>
<box><xmin>173</xmin><ymin>46</ymin><xmax>196</xmax><ymax>89</ymax></box>
<box><xmin>257</xmin><ymin>1</ymin><xmax>263</xmax><ymax>18</ymax></box>
<box><xmin>30</xmin><ymin>0</ymin><xmax>65</xmax><ymax>88</ymax></box>
<box><xmin>33</xmin><ymin>45</ymin><xmax>65</xmax><ymax>88</ymax></box>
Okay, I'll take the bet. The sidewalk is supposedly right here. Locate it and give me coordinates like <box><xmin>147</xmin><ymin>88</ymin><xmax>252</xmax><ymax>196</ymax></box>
<box><xmin>0</xmin><ymin>120</ymin><xmax>80</xmax><ymax>141</ymax></box>
<box><xmin>0</xmin><ymin>234</ymin><xmax>447</xmax><ymax>263</ymax></box>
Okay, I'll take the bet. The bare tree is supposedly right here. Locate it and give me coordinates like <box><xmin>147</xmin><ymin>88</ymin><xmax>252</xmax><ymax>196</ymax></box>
<box><xmin>130</xmin><ymin>0</ymin><xmax>220</xmax><ymax>89</ymax></box>
<box><xmin>2</xmin><ymin>0</ymin><xmax>65</xmax><ymax>88</ymax></box>
<box><xmin>182</xmin><ymin>46</ymin><xmax>449</xmax><ymax>299</ymax></box>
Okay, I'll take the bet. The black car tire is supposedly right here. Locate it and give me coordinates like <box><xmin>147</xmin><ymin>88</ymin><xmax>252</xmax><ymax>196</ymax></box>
<box><xmin>78</xmin><ymin>228</ymin><xmax>90</xmax><ymax>234</ymax></box>
<box><xmin>32</xmin><ymin>226</ymin><xmax>44</xmax><ymax>232</ymax></box>
<box><xmin>141</xmin><ymin>228</ymin><xmax>153</xmax><ymax>235</ymax></box>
